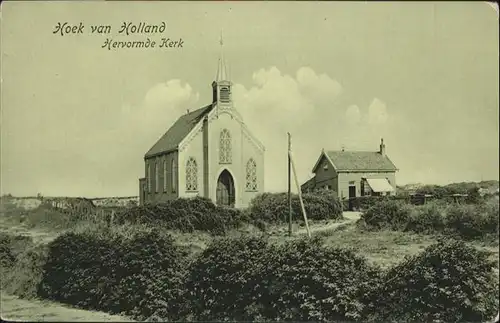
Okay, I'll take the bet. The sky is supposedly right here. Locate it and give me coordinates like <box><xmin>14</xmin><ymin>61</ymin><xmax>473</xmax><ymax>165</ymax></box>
<box><xmin>1</xmin><ymin>1</ymin><xmax>498</xmax><ymax>197</ymax></box>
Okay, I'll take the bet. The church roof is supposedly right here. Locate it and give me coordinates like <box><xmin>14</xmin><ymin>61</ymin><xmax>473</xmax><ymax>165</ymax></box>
<box><xmin>325</xmin><ymin>150</ymin><xmax>398</xmax><ymax>172</ymax></box>
<box><xmin>144</xmin><ymin>104</ymin><xmax>214</xmax><ymax>158</ymax></box>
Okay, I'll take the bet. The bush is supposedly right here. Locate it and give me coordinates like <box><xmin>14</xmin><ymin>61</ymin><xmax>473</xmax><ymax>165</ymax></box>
<box><xmin>38</xmin><ymin>226</ymin><xmax>187</xmax><ymax>320</ymax></box>
<box><xmin>248</xmin><ymin>191</ymin><xmax>343</xmax><ymax>224</ymax></box>
<box><xmin>183</xmin><ymin>235</ymin><xmax>382</xmax><ymax>322</ymax></box>
<box><xmin>0</xmin><ymin>233</ymin><xmax>34</xmax><ymax>268</ymax></box>
<box><xmin>359</xmin><ymin>199</ymin><xmax>412</xmax><ymax>231</ymax></box>
<box><xmin>405</xmin><ymin>202</ymin><xmax>446</xmax><ymax>234</ymax></box>
<box><xmin>114</xmin><ymin>197</ymin><xmax>245</xmax><ymax>235</ymax></box>
<box><xmin>359</xmin><ymin>196</ymin><xmax>499</xmax><ymax>240</ymax></box>
<box><xmin>349</xmin><ymin>195</ymin><xmax>384</xmax><ymax>211</ymax></box>
<box><xmin>367</xmin><ymin>238</ymin><xmax>499</xmax><ymax>322</ymax></box>
<box><xmin>0</xmin><ymin>233</ymin><xmax>19</xmax><ymax>268</ymax></box>
<box><xmin>182</xmin><ymin>235</ymin><xmax>270</xmax><ymax>321</ymax></box>
<box><xmin>2</xmin><ymin>244</ymin><xmax>49</xmax><ymax>299</ymax></box>
<box><xmin>261</xmin><ymin>237</ymin><xmax>382</xmax><ymax>322</ymax></box>
<box><xmin>445</xmin><ymin>202</ymin><xmax>499</xmax><ymax>240</ymax></box>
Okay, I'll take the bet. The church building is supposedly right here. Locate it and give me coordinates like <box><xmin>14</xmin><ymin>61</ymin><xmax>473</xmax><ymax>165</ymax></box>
<box><xmin>138</xmin><ymin>39</ymin><xmax>265</xmax><ymax>208</ymax></box>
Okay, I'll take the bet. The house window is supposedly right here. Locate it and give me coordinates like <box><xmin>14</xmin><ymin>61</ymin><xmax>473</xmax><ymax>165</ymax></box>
<box><xmin>245</xmin><ymin>158</ymin><xmax>258</xmax><ymax>191</ymax></box>
<box><xmin>323</xmin><ymin>163</ymin><xmax>328</xmax><ymax>171</ymax></box>
<box><xmin>219</xmin><ymin>129</ymin><xmax>232</xmax><ymax>164</ymax></box>
<box><xmin>186</xmin><ymin>157</ymin><xmax>198</xmax><ymax>192</ymax></box>
<box><xmin>171</xmin><ymin>159</ymin><xmax>177</xmax><ymax>193</ymax></box>
<box><xmin>155</xmin><ymin>162</ymin><xmax>159</xmax><ymax>193</ymax></box>
<box><xmin>349</xmin><ymin>181</ymin><xmax>355</xmax><ymax>185</ymax></box>
<box><xmin>163</xmin><ymin>160</ymin><xmax>167</xmax><ymax>192</ymax></box>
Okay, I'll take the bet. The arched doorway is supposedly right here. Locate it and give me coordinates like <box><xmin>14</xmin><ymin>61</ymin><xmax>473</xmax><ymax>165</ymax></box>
<box><xmin>216</xmin><ymin>169</ymin><xmax>235</xmax><ymax>207</ymax></box>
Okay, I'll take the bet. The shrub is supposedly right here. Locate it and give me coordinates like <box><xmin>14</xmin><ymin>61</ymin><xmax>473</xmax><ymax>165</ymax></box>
<box><xmin>405</xmin><ymin>202</ymin><xmax>446</xmax><ymax>234</ymax></box>
<box><xmin>262</xmin><ymin>237</ymin><xmax>383</xmax><ymax>322</ymax></box>
<box><xmin>0</xmin><ymin>233</ymin><xmax>18</xmax><ymax>268</ymax></box>
<box><xmin>182</xmin><ymin>235</ymin><xmax>270</xmax><ymax>321</ymax></box>
<box><xmin>2</xmin><ymin>244</ymin><xmax>49</xmax><ymax>299</ymax></box>
<box><xmin>0</xmin><ymin>233</ymin><xmax>34</xmax><ymax>268</ymax></box>
<box><xmin>183</xmin><ymin>235</ymin><xmax>382</xmax><ymax>322</ymax></box>
<box><xmin>248</xmin><ymin>192</ymin><xmax>343</xmax><ymax>224</ymax></box>
<box><xmin>38</xmin><ymin>226</ymin><xmax>187</xmax><ymax>321</ymax></box>
<box><xmin>444</xmin><ymin>201</ymin><xmax>499</xmax><ymax>240</ymax></box>
<box><xmin>367</xmin><ymin>238</ymin><xmax>499</xmax><ymax>322</ymax></box>
<box><xmin>114</xmin><ymin>197</ymin><xmax>244</xmax><ymax>235</ymax></box>
<box><xmin>445</xmin><ymin>204</ymin><xmax>487</xmax><ymax>239</ymax></box>
<box><xmin>360</xmin><ymin>199</ymin><xmax>412</xmax><ymax>231</ymax></box>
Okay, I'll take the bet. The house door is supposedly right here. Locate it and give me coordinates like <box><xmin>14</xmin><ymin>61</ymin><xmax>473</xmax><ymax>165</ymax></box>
<box><xmin>216</xmin><ymin>170</ymin><xmax>235</xmax><ymax>207</ymax></box>
<box><xmin>348</xmin><ymin>185</ymin><xmax>356</xmax><ymax>211</ymax></box>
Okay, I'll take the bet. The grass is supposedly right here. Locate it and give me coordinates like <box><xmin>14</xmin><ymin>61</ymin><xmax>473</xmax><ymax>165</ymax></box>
<box><xmin>1</xmin><ymin>199</ymin><xmax>498</xmax><ymax>321</ymax></box>
<box><xmin>308</xmin><ymin>221</ymin><xmax>499</xmax><ymax>270</ymax></box>
<box><xmin>1</xmin><ymin>292</ymin><xmax>133</xmax><ymax>322</ymax></box>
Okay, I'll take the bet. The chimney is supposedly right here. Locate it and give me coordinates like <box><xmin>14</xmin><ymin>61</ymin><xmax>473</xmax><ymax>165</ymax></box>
<box><xmin>379</xmin><ymin>138</ymin><xmax>386</xmax><ymax>156</ymax></box>
<box><xmin>186</xmin><ymin>109</ymin><xmax>190</xmax><ymax>114</ymax></box>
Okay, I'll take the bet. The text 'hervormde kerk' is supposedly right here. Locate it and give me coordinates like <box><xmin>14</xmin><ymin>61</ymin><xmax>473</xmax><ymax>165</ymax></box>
<box><xmin>101</xmin><ymin>37</ymin><xmax>184</xmax><ymax>50</ymax></box>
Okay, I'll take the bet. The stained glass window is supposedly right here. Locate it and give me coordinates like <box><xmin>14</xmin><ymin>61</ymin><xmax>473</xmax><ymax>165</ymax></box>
<box><xmin>163</xmin><ymin>160</ymin><xmax>167</xmax><ymax>192</ymax></box>
<box><xmin>147</xmin><ymin>164</ymin><xmax>151</xmax><ymax>193</ymax></box>
<box><xmin>245</xmin><ymin>158</ymin><xmax>257</xmax><ymax>191</ymax></box>
<box><xmin>172</xmin><ymin>159</ymin><xmax>177</xmax><ymax>192</ymax></box>
<box><xmin>186</xmin><ymin>157</ymin><xmax>198</xmax><ymax>191</ymax></box>
<box><xmin>155</xmin><ymin>162</ymin><xmax>159</xmax><ymax>193</ymax></box>
<box><xmin>219</xmin><ymin>129</ymin><xmax>232</xmax><ymax>164</ymax></box>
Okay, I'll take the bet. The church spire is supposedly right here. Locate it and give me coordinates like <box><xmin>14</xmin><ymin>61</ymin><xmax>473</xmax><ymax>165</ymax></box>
<box><xmin>215</xmin><ymin>30</ymin><xmax>228</xmax><ymax>82</ymax></box>
<box><xmin>212</xmin><ymin>30</ymin><xmax>232</xmax><ymax>108</ymax></box>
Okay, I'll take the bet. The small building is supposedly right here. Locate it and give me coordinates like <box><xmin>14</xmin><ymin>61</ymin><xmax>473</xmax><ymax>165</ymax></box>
<box><xmin>301</xmin><ymin>139</ymin><xmax>398</xmax><ymax>200</ymax></box>
<box><xmin>138</xmin><ymin>40</ymin><xmax>265</xmax><ymax>208</ymax></box>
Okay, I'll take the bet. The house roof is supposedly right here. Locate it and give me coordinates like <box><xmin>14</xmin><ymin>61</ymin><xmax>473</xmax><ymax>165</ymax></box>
<box><xmin>301</xmin><ymin>176</ymin><xmax>316</xmax><ymax>189</ymax></box>
<box><xmin>326</xmin><ymin>150</ymin><xmax>398</xmax><ymax>172</ymax></box>
<box><xmin>312</xmin><ymin>149</ymin><xmax>398</xmax><ymax>173</ymax></box>
<box><xmin>144</xmin><ymin>104</ymin><xmax>214</xmax><ymax>158</ymax></box>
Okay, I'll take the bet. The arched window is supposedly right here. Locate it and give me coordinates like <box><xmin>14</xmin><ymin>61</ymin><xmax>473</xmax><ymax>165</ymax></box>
<box><xmin>186</xmin><ymin>157</ymin><xmax>198</xmax><ymax>191</ymax></box>
<box><xmin>147</xmin><ymin>163</ymin><xmax>151</xmax><ymax>193</ymax></box>
<box><xmin>219</xmin><ymin>129</ymin><xmax>232</xmax><ymax>164</ymax></box>
<box><xmin>171</xmin><ymin>159</ymin><xmax>177</xmax><ymax>192</ymax></box>
<box><xmin>245</xmin><ymin>158</ymin><xmax>258</xmax><ymax>191</ymax></box>
<box><xmin>163</xmin><ymin>160</ymin><xmax>167</xmax><ymax>192</ymax></box>
<box><xmin>155</xmin><ymin>162</ymin><xmax>159</xmax><ymax>193</ymax></box>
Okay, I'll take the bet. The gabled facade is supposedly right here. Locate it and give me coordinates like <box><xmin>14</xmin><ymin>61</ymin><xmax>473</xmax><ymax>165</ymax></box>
<box><xmin>301</xmin><ymin>139</ymin><xmax>398</xmax><ymax>200</ymax></box>
<box><xmin>139</xmin><ymin>38</ymin><xmax>265</xmax><ymax>208</ymax></box>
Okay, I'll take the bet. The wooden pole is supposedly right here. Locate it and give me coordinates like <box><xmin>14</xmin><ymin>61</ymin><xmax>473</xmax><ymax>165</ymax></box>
<box><xmin>288</xmin><ymin>132</ymin><xmax>292</xmax><ymax>237</ymax></box>
<box><xmin>289</xmin><ymin>148</ymin><xmax>311</xmax><ymax>238</ymax></box>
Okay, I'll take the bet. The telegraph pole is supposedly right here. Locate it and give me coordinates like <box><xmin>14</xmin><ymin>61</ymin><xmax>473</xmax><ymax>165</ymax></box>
<box><xmin>288</xmin><ymin>132</ymin><xmax>292</xmax><ymax>237</ymax></box>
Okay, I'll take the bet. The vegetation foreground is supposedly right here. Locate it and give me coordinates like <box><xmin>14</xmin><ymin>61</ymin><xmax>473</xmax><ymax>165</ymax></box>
<box><xmin>0</xmin><ymin>190</ymin><xmax>499</xmax><ymax>322</ymax></box>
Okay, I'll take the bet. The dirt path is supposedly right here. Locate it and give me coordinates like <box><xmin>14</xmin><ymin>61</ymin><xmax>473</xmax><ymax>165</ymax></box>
<box><xmin>0</xmin><ymin>218</ymin><xmax>60</xmax><ymax>245</ymax></box>
<box><xmin>295</xmin><ymin>211</ymin><xmax>362</xmax><ymax>236</ymax></box>
<box><xmin>1</xmin><ymin>293</ymin><xmax>134</xmax><ymax>322</ymax></box>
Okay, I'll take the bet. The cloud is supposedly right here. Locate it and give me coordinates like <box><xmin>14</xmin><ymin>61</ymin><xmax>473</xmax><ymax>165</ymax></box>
<box><xmin>367</xmin><ymin>98</ymin><xmax>389</xmax><ymax>125</ymax></box>
<box><xmin>232</xmin><ymin>66</ymin><xmax>394</xmax><ymax>192</ymax></box>
<box><xmin>345</xmin><ymin>104</ymin><xmax>361</xmax><ymax>125</ymax></box>
<box><xmin>80</xmin><ymin>80</ymin><xmax>200</xmax><ymax>192</ymax></box>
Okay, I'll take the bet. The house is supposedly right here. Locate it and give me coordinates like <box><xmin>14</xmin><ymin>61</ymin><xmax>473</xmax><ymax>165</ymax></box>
<box><xmin>301</xmin><ymin>139</ymin><xmax>398</xmax><ymax>200</ymax></box>
<box><xmin>138</xmin><ymin>39</ymin><xmax>265</xmax><ymax>208</ymax></box>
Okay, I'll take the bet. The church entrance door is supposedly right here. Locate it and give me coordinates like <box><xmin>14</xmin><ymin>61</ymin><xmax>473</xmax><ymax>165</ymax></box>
<box><xmin>216</xmin><ymin>169</ymin><xmax>235</xmax><ymax>207</ymax></box>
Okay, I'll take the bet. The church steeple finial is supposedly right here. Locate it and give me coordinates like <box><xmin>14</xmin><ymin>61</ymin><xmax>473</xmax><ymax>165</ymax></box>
<box><xmin>215</xmin><ymin>29</ymin><xmax>228</xmax><ymax>82</ymax></box>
